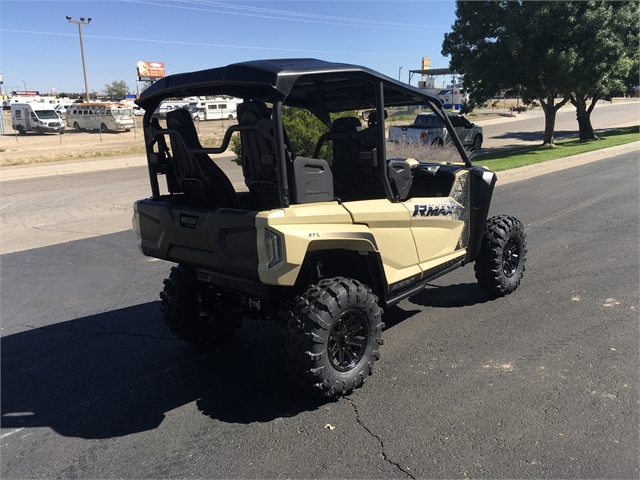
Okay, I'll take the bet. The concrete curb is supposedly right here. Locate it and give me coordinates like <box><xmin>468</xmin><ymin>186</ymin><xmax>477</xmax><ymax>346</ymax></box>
<box><xmin>1</xmin><ymin>140</ymin><xmax>638</xmax><ymax>185</ymax></box>
<box><xmin>0</xmin><ymin>153</ymin><xmax>235</xmax><ymax>182</ymax></box>
<box><xmin>495</xmin><ymin>141</ymin><xmax>640</xmax><ymax>186</ymax></box>
<box><xmin>0</xmin><ymin>156</ymin><xmax>148</xmax><ymax>182</ymax></box>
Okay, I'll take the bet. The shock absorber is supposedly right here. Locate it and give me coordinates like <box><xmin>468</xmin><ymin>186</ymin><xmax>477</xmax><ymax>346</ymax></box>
<box><xmin>315</xmin><ymin>256</ymin><xmax>325</xmax><ymax>281</ymax></box>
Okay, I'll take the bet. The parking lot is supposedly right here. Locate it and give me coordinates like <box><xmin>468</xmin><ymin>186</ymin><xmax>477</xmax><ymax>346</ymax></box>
<box><xmin>1</xmin><ymin>151</ymin><xmax>638</xmax><ymax>478</ymax></box>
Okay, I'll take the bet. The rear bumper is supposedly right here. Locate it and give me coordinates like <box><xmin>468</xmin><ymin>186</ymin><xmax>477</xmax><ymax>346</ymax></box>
<box><xmin>133</xmin><ymin>198</ymin><xmax>265</xmax><ymax>294</ymax></box>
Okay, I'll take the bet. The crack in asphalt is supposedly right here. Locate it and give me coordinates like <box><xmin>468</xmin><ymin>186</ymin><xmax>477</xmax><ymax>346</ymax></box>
<box><xmin>348</xmin><ymin>398</ymin><xmax>415</xmax><ymax>479</ymax></box>
<box><xmin>1</xmin><ymin>324</ymin><xmax>171</xmax><ymax>358</ymax></box>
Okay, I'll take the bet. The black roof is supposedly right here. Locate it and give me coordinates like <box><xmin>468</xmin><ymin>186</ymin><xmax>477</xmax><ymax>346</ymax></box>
<box><xmin>136</xmin><ymin>58</ymin><xmax>442</xmax><ymax>114</ymax></box>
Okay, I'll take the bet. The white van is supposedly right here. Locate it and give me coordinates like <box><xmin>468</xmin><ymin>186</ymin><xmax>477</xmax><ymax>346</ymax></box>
<box><xmin>66</xmin><ymin>103</ymin><xmax>135</xmax><ymax>132</ymax></box>
<box><xmin>11</xmin><ymin>103</ymin><xmax>65</xmax><ymax>134</ymax></box>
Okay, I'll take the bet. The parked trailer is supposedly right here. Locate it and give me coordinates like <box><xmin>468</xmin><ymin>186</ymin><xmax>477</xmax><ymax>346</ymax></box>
<box><xmin>11</xmin><ymin>103</ymin><xmax>65</xmax><ymax>134</ymax></box>
<box><xmin>189</xmin><ymin>98</ymin><xmax>240</xmax><ymax>121</ymax></box>
<box><xmin>66</xmin><ymin>103</ymin><xmax>135</xmax><ymax>132</ymax></box>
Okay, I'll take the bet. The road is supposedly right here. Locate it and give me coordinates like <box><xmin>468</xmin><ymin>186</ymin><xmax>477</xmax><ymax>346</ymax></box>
<box><xmin>1</xmin><ymin>101</ymin><xmax>638</xmax><ymax>256</ymax></box>
<box><xmin>1</xmin><ymin>151</ymin><xmax>638</xmax><ymax>478</ymax></box>
<box><xmin>481</xmin><ymin>101</ymin><xmax>639</xmax><ymax>151</ymax></box>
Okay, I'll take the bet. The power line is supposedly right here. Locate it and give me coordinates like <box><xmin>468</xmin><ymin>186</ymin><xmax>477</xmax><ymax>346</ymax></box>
<box><xmin>1</xmin><ymin>29</ymin><xmax>425</xmax><ymax>56</ymax></box>
<box><xmin>121</xmin><ymin>0</ymin><xmax>447</xmax><ymax>31</ymax></box>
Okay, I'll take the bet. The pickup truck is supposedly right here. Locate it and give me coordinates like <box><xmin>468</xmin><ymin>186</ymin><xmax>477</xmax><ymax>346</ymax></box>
<box><xmin>389</xmin><ymin>113</ymin><xmax>483</xmax><ymax>151</ymax></box>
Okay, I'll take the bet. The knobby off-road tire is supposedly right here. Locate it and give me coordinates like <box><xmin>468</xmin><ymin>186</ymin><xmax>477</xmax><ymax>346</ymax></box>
<box><xmin>474</xmin><ymin>215</ymin><xmax>527</xmax><ymax>297</ymax></box>
<box><xmin>160</xmin><ymin>264</ymin><xmax>243</xmax><ymax>346</ymax></box>
<box><xmin>283</xmin><ymin>277</ymin><xmax>384</xmax><ymax>399</ymax></box>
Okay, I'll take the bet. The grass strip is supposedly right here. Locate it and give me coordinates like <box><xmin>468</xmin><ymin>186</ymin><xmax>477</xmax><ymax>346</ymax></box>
<box><xmin>472</xmin><ymin>126</ymin><xmax>639</xmax><ymax>171</ymax></box>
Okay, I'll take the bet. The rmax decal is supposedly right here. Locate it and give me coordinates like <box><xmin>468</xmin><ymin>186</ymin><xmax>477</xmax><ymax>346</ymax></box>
<box><xmin>413</xmin><ymin>204</ymin><xmax>457</xmax><ymax>218</ymax></box>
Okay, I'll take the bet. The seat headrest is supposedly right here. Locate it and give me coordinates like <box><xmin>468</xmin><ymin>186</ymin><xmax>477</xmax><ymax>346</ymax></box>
<box><xmin>331</xmin><ymin>116</ymin><xmax>362</xmax><ymax>133</ymax></box>
<box><xmin>166</xmin><ymin>108</ymin><xmax>200</xmax><ymax>148</ymax></box>
<box><xmin>238</xmin><ymin>101</ymin><xmax>270</xmax><ymax>125</ymax></box>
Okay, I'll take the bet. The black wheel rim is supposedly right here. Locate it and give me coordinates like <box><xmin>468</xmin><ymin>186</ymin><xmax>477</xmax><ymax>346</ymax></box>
<box><xmin>328</xmin><ymin>309</ymin><xmax>369</xmax><ymax>372</ymax></box>
<box><xmin>502</xmin><ymin>237</ymin><xmax>521</xmax><ymax>278</ymax></box>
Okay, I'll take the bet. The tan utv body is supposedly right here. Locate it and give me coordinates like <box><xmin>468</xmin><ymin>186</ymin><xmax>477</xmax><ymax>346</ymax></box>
<box><xmin>133</xmin><ymin>59</ymin><xmax>527</xmax><ymax>399</ymax></box>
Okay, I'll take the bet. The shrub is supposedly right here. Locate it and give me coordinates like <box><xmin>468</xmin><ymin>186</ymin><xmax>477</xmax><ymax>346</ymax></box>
<box><xmin>459</xmin><ymin>99</ymin><xmax>477</xmax><ymax>115</ymax></box>
<box><xmin>231</xmin><ymin>107</ymin><xmax>358</xmax><ymax>163</ymax></box>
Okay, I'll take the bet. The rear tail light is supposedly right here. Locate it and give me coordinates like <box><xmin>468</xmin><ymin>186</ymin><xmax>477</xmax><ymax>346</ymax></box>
<box><xmin>265</xmin><ymin>228</ymin><xmax>283</xmax><ymax>268</ymax></box>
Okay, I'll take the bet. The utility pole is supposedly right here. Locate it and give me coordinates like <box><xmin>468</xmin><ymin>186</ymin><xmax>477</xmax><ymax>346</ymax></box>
<box><xmin>66</xmin><ymin>16</ymin><xmax>91</xmax><ymax>102</ymax></box>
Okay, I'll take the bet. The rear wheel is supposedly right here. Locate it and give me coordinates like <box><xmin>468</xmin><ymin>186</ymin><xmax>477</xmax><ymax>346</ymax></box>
<box><xmin>160</xmin><ymin>265</ymin><xmax>243</xmax><ymax>345</ymax></box>
<box><xmin>283</xmin><ymin>277</ymin><xmax>384</xmax><ymax>398</ymax></box>
<box><xmin>474</xmin><ymin>215</ymin><xmax>527</xmax><ymax>297</ymax></box>
<box><xmin>472</xmin><ymin>134</ymin><xmax>483</xmax><ymax>151</ymax></box>
<box><xmin>431</xmin><ymin>137</ymin><xmax>444</xmax><ymax>147</ymax></box>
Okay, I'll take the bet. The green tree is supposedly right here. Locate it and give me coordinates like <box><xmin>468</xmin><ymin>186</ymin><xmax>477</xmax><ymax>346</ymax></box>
<box><xmin>104</xmin><ymin>80</ymin><xmax>129</xmax><ymax>101</ymax></box>
<box><xmin>231</xmin><ymin>107</ymin><xmax>358</xmax><ymax>162</ymax></box>
<box><xmin>442</xmin><ymin>1</ymin><xmax>639</xmax><ymax>144</ymax></box>
<box><xmin>555</xmin><ymin>1</ymin><xmax>639</xmax><ymax>140</ymax></box>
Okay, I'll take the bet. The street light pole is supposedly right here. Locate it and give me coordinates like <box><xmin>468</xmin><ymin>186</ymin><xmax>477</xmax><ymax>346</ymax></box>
<box><xmin>22</xmin><ymin>79</ymin><xmax>26</xmax><ymax>91</ymax></box>
<box><xmin>398</xmin><ymin>66</ymin><xmax>403</xmax><ymax>81</ymax></box>
<box><xmin>66</xmin><ymin>16</ymin><xmax>91</xmax><ymax>102</ymax></box>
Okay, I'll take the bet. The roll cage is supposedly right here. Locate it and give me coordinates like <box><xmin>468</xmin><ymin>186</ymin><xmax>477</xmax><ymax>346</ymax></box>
<box><xmin>136</xmin><ymin>58</ymin><xmax>473</xmax><ymax>208</ymax></box>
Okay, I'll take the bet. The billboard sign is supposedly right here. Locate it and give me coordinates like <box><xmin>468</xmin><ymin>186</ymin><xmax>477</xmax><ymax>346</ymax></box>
<box><xmin>137</xmin><ymin>61</ymin><xmax>165</xmax><ymax>81</ymax></box>
<box><xmin>421</xmin><ymin>57</ymin><xmax>430</xmax><ymax>71</ymax></box>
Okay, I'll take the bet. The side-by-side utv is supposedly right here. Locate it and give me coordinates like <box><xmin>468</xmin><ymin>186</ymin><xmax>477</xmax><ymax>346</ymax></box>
<box><xmin>133</xmin><ymin>59</ymin><xmax>527</xmax><ymax>399</ymax></box>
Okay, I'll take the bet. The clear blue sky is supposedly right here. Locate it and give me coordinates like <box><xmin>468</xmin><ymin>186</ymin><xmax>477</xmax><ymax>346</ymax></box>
<box><xmin>1</xmin><ymin>0</ymin><xmax>458</xmax><ymax>96</ymax></box>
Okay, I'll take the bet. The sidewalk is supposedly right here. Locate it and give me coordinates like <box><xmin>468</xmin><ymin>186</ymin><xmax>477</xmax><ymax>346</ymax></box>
<box><xmin>1</xmin><ymin>97</ymin><xmax>638</xmax><ymax>185</ymax></box>
<box><xmin>1</xmin><ymin>141</ymin><xmax>638</xmax><ymax>187</ymax></box>
<box><xmin>0</xmin><ymin>152</ymin><xmax>238</xmax><ymax>183</ymax></box>
<box><xmin>472</xmin><ymin>97</ymin><xmax>639</xmax><ymax>127</ymax></box>
<box><xmin>1</xmin><ymin>140</ymin><xmax>636</xmax><ymax>256</ymax></box>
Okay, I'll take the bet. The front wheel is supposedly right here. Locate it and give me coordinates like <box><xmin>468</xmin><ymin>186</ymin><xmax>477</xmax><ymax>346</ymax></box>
<box><xmin>74</xmin><ymin>122</ymin><xmax>81</xmax><ymax>132</ymax></box>
<box><xmin>283</xmin><ymin>277</ymin><xmax>384</xmax><ymax>399</ymax></box>
<box><xmin>474</xmin><ymin>215</ymin><xmax>527</xmax><ymax>297</ymax></box>
<box><xmin>431</xmin><ymin>137</ymin><xmax>444</xmax><ymax>147</ymax></box>
<box><xmin>160</xmin><ymin>265</ymin><xmax>243</xmax><ymax>346</ymax></box>
<box><xmin>100</xmin><ymin>122</ymin><xmax>108</xmax><ymax>132</ymax></box>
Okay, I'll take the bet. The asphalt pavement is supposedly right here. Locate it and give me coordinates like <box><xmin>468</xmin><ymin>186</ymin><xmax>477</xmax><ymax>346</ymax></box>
<box><xmin>1</xmin><ymin>151</ymin><xmax>638</xmax><ymax>478</ymax></box>
<box><xmin>1</xmin><ymin>101</ymin><xmax>638</xmax><ymax>478</ymax></box>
